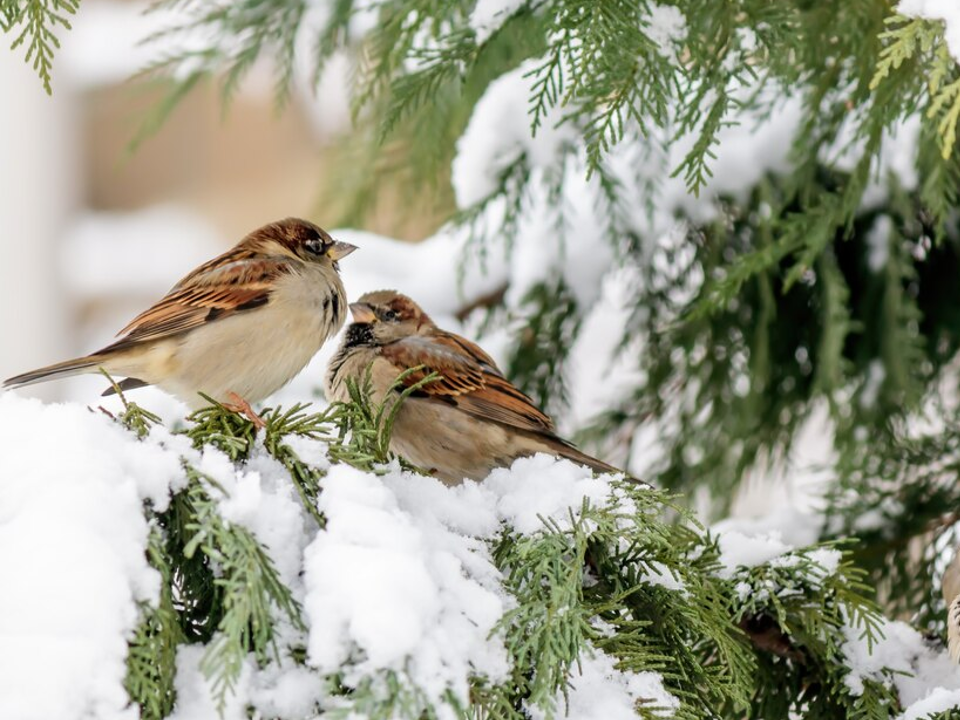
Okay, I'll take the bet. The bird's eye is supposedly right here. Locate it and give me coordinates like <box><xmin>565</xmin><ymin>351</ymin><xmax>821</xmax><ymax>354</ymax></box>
<box><xmin>381</xmin><ymin>309</ymin><xmax>400</xmax><ymax>322</ymax></box>
<box><xmin>305</xmin><ymin>237</ymin><xmax>327</xmax><ymax>255</ymax></box>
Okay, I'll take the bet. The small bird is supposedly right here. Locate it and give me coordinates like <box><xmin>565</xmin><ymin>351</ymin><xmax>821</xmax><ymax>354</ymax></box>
<box><xmin>325</xmin><ymin>289</ymin><xmax>633</xmax><ymax>485</ymax></box>
<box><xmin>5</xmin><ymin>218</ymin><xmax>356</xmax><ymax>420</ymax></box>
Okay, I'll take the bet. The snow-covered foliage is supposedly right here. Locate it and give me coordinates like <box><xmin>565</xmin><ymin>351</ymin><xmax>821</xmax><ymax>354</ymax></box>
<box><xmin>2</xmin><ymin>389</ymin><xmax>957</xmax><ymax>720</ymax></box>
<box><xmin>8</xmin><ymin>0</ymin><xmax>960</xmax><ymax>717</ymax></box>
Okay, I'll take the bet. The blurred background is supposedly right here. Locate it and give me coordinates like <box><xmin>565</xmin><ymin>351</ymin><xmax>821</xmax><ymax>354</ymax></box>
<box><xmin>0</xmin><ymin>0</ymin><xmax>447</xmax><ymax>407</ymax></box>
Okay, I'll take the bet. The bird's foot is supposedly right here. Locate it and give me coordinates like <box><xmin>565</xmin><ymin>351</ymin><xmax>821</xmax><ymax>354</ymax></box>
<box><xmin>223</xmin><ymin>391</ymin><xmax>266</xmax><ymax>430</ymax></box>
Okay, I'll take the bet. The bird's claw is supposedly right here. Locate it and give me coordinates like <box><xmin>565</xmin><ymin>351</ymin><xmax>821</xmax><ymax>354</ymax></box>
<box><xmin>223</xmin><ymin>391</ymin><xmax>266</xmax><ymax>430</ymax></box>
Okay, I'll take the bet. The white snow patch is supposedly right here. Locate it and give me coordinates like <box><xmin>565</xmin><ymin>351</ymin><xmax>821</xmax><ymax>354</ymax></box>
<box><xmin>0</xmin><ymin>394</ymin><xmax>184</xmax><ymax>720</ymax></box>
<box><xmin>302</xmin><ymin>464</ymin><xmax>510</xmax><ymax>708</ymax></box>
<box><xmin>900</xmin><ymin>686</ymin><xmax>960</xmax><ymax>719</ymax></box>
<box><xmin>645</xmin><ymin>3</ymin><xmax>686</xmax><ymax>56</ymax></box>
<box><xmin>528</xmin><ymin>645</ymin><xmax>679</xmax><ymax>719</ymax></box>
<box><xmin>843</xmin><ymin>617</ymin><xmax>960</xmax><ymax>702</ymax></box>
<box><xmin>453</xmin><ymin>60</ymin><xmax>578</xmax><ymax>208</ymax></box>
<box><xmin>861</xmin><ymin>359</ymin><xmax>887</xmax><ymax>409</ymax></box>
<box><xmin>167</xmin><ymin>646</ymin><xmax>253</xmax><ymax>720</ymax></box>
<box><xmin>714</xmin><ymin>529</ymin><xmax>791</xmax><ymax>579</ymax></box>
<box><xmin>640</xmin><ymin>561</ymin><xmax>686</xmax><ymax>592</ymax></box>
<box><xmin>484</xmin><ymin>453</ymin><xmax>625</xmax><ymax>534</ymax></box>
<box><xmin>469</xmin><ymin>0</ymin><xmax>525</xmax><ymax>44</ymax></box>
<box><xmin>806</xmin><ymin>548</ymin><xmax>843</xmax><ymax>576</ymax></box>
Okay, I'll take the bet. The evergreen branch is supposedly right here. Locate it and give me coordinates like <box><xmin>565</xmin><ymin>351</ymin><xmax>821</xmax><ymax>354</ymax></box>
<box><xmin>326</xmin><ymin>364</ymin><xmax>441</xmax><ymax>472</ymax></box>
<box><xmin>125</xmin><ymin>524</ymin><xmax>183</xmax><ymax>720</ymax></box>
<box><xmin>493</xmin><ymin>484</ymin><xmax>756</xmax><ymax>717</ymax></box>
<box><xmin>261</xmin><ymin>402</ymin><xmax>331</xmax><ymax>528</ymax></box>
<box><xmin>377</xmin><ymin>33</ymin><xmax>473</xmax><ymax>143</ymax></box>
<box><xmin>97</xmin><ymin>369</ymin><xmax>164</xmax><ymax>439</ymax></box>
<box><xmin>506</xmin><ymin>279</ymin><xmax>580</xmax><ymax>413</ymax></box>
<box><xmin>3</xmin><ymin>0</ymin><xmax>79</xmax><ymax>94</ymax></box>
<box><xmin>811</xmin><ymin>250</ymin><xmax>858</xmax><ymax>395</ymax></box>
<box><xmin>181</xmin><ymin>464</ymin><xmax>305</xmax><ymax>711</ymax></box>
<box><xmin>671</xmin><ymin>89</ymin><xmax>732</xmax><ymax>196</ymax></box>
<box><xmin>869</xmin><ymin>16</ymin><xmax>937</xmax><ymax>92</ymax></box>
<box><xmin>184</xmin><ymin>395</ymin><xmax>258</xmax><ymax>461</ymax></box>
<box><xmin>526</xmin><ymin>35</ymin><xmax>565</xmax><ymax>138</ymax></box>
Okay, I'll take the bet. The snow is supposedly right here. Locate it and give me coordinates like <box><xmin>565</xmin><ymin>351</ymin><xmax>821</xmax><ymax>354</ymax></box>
<box><xmin>645</xmin><ymin>3</ymin><xmax>687</xmax><ymax>57</ymax></box>
<box><xmin>714</xmin><ymin>530</ymin><xmax>792</xmax><ymax>579</ymax></box>
<box><xmin>452</xmin><ymin>60</ymin><xmax>578</xmax><ymax>209</ymax></box>
<box><xmin>528</xmin><ymin>646</ymin><xmax>680</xmax><ymax>719</ymax></box>
<box><xmin>167</xmin><ymin>646</ymin><xmax>254</xmax><ymax>720</ymax></box>
<box><xmin>805</xmin><ymin>548</ymin><xmax>843</xmax><ymax>575</ymax></box>
<box><xmin>299</xmin><ymin>456</ymin><xmax>652</xmax><ymax>712</ymax></box>
<box><xmin>485</xmin><ymin>453</ymin><xmax>627</xmax><ymax>534</ymax></box>
<box><xmin>448</xmin><ymin>65</ymin><xmax>806</xmax><ymax>320</ymax></box>
<box><xmin>19</xmin><ymin>366</ymin><xmax>940</xmax><ymax>717</ymax></box>
<box><xmin>0</xmin><ymin>394</ymin><xmax>187</xmax><ymax>720</ymax></box>
<box><xmin>469</xmin><ymin>0</ymin><xmax>525</xmax><ymax>44</ymax></box>
<box><xmin>861</xmin><ymin>359</ymin><xmax>887</xmax><ymax>408</ymax></box>
<box><xmin>901</xmin><ymin>687</ymin><xmax>960</xmax><ymax>719</ymax></box>
<box><xmin>843</xmin><ymin>616</ymin><xmax>960</xmax><ymax>705</ymax></box>
<box><xmin>899</xmin><ymin>0</ymin><xmax>960</xmax><ymax>64</ymax></box>
<box><xmin>303</xmin><ymin>464</ymin><xmax>510</xmax><ymax>706</ymax></box>
<box><xmin>566</xmin><ymin>267</ymin><xmax>647</xmax><ymax>431</ymax></box>
<box><xmin>712</xmin><ymin>505</ymin><xmax>841</xmax><ymax>583</ymax></box>
<box><xmin>0</xmin><ymin>386</ymin><xmax>682</xmax><ymax>718</ymax></box>
<box><xmin>208</xmin><ymin>448</ymin><xmax>315</xmax><ymax>591</ymax></box>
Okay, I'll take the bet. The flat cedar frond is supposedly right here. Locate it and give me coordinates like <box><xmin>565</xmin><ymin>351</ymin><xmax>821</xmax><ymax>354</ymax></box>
<box><xmin>326</xmin><ymin>363</ymin><xmax>440</xmax><ymax>471</ymax></box>
<box><xmin>3</xmin><ymin>0</ymin><xmax>79</xmax><ymax>93</ymax></box>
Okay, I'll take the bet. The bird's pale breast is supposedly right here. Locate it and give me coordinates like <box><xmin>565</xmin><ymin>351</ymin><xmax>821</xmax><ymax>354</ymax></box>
<box><xmin>157</xmin><ymin>265</ymin><xmax>345</xmax><ymax>407</ymax></box>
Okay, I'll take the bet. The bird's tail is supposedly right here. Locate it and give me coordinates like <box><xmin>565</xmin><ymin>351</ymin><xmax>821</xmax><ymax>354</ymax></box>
<box><xmin>546</xmin><ymin>438</ymin><xmax>649</xmax><ymax>487</ymax></box>
<box><xmin>3</xmin><ymin>355</ymin><xmax>104</xmax><ymax>391</ymax></box>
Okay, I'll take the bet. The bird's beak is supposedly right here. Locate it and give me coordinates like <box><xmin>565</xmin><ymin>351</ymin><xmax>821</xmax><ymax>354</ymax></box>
<box><xmin>349</xmin><ymin>302</ymin><xmax>377</xmax><ymax>323</ymax></box>
<box><xmin>327</xmin><ymin>241</ymin><xmax>358</xmax><ymax>261</ymax></box>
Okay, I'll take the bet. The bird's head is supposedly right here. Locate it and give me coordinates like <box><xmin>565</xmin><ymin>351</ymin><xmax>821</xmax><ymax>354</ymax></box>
<box><xmin>252</xmin><ymin>218</ymin><xmax>357</xmax><ymax>271</ymax></box>
<box><xmin>348</xmin><ymin>290</ymin><xmax>433</xmax><ymax>344</ymax></box>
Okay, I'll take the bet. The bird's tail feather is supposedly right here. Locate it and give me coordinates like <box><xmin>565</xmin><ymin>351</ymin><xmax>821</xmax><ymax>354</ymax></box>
<box><xmin>547</xmin><ymin>439</ymin><xmax>649</xmax><ymax>487</ymax></box>
<box><xmin>3</xmin><ymin>356</ymin><xmax>104</xmax><ymax>390</ymax></box>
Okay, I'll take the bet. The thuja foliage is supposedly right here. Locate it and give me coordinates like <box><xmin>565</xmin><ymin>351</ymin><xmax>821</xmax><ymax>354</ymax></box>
<box><xmin>95</xmin><ymin>377</ymin><xmax>913</xmax><ymax>720</ymax></box>
<box><xmin>1</xmin><ymin>0</ymin><xmax>78</xmax><ymax>93</ymax></box>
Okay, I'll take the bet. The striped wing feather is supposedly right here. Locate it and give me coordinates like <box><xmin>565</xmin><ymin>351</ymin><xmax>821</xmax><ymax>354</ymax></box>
<box><xmin>108</xmin><ymin>251</ymin><xmax>291</xmax><ymax>349</ymax></box>
<box><xmin>381</xmin><ymin>332</ymin><xmax>555</xmax><ymax>435</ymax></box>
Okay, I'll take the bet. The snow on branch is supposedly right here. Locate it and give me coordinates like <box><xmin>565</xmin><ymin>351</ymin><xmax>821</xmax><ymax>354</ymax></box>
<box><xmin>1</xmin><ymin>386</ymin><xmax>957</xmax><ymax>720</ymax></box>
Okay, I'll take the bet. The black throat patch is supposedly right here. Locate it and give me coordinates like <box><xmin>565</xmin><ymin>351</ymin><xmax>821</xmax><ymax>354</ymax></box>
<box><xmin>342</xmin><ymin>322</ymin><xmax>376</xmax><ymax>348</ymax></box>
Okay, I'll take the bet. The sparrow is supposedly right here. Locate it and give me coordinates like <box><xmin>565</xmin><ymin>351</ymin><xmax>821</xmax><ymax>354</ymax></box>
<box><xmin>325</xmin><ymin>289</ymin><xmax>633</xmax><ymax>485</ymax></box>
<box><xmin>4</xmin><ymin>218</ymin><xmax>357</xmax><ymax>418</ymax></box>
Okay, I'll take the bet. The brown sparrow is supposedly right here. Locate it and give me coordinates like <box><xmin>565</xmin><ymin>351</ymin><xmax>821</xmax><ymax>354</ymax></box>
<box><xmin>325</xmin><ymin>290</ymin><xmax>631</xmax><ymax>484</ymax></box>
<box><xmin>5</xmin><ymin>218</ymin><xmax>356</xmax><ymax>415</ymax></box>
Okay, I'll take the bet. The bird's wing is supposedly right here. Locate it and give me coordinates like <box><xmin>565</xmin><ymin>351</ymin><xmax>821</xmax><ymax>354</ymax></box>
<box><xmin>381</xmin><ymin>332</ymin><xmax>555</xmax><ymax>434</ymax></box>
<box><xmin>108</xmin><ymin>251</ymin><xmax>292</xmax><ymax>348</ymax></box>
